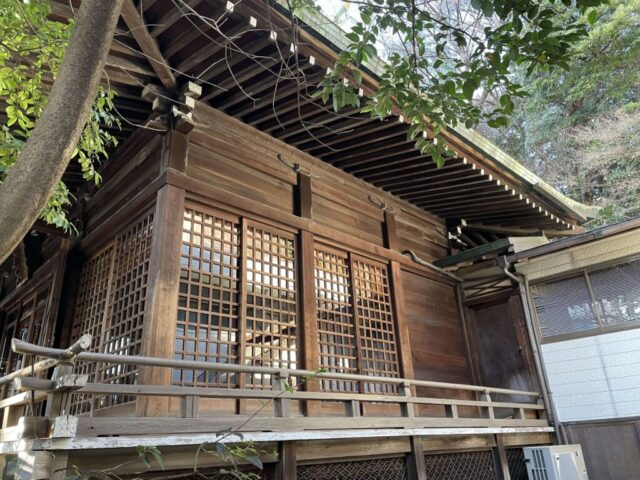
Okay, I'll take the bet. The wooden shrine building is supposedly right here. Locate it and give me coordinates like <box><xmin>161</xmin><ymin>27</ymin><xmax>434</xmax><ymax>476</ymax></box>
<box><xmin>0</xmin><ymin>1</ymin><xmax>600</xmax><ymax>479</ymax></box>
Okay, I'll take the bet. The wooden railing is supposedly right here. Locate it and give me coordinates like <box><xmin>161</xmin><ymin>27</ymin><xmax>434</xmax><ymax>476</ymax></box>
<box><xmin>0</xmin><ymin>335</ymin><xmax>550</xmax><ymax>448</ymax></box>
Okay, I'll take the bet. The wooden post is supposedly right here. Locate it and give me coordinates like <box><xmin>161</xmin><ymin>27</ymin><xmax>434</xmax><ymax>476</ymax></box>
<box><xmin>44</xmin><ymin>364</ymin><xmax>75</xmax><ymax>418</ymax></box>
<box><xmin>296</xmin><ymin>172</ymin><xmax>320</xmax><ymax>416</ymax></box>
<box><xmin>273</xmin><ymin>370</ymin><xmax>292</xmax><ymax>418</ymax></box>
<box><xmin>493</xmin><ymin>434</ymin><xmax>511</xmax><ymax>480</ymax></box>
<box><xmin>274</xmin><ymin>441</ymin><xmax>297</xmax><ymax>480</ymax></box>
<box><xmin>389</xmin><ymin>261</ymin><xmax>415</xmax><ymax>382</ymax></box>
<box><xmin>299</xmin><ymin>230</ymin><xmax>320</xmax><ymax>416</ymax></box>
<box><xmin>383</xmin><ymin>210</ymin><xmax>398</xmax><ymax>251</ymax></box>
<box><xmin>345</xmin><ymin>399</ymin><xmax>361</xmax><ymax>417</ymax></box>
<box><xmin>480</xmin><ymin>391</ymin><xmax>495</xmax><ymax>420</ymax></box>
<box><xmin>160</xmin><ymin>127</ymin><xmax>189</xmax><ymax>173</ymax></box>
<box><xmin>136</xmin><ymin>184</ymin><xmax>185</xmax><ymax>417</ymax></box>
<box><xmin>179</xmin><ymin>395</ymin><xmax>200</xmax><ymax>418</ymax></box>
<box><xmin>385</xmin><ymin>212</ymin><xmax>415</xmax><ymax>383</ymax></box>
<box><xmin>296</xmin><ymin>172</ymin><xmax>312</xmax><ymax>219</ymax></box>
<box><xmin>399</xmin><ymin>380</ymin><xmax>415</xmax><ymax>418</ymax></box>
<box><xmin>407</xmin><ymin>437</ymin><xmax>426</xmax><ymax>480</ymax></box>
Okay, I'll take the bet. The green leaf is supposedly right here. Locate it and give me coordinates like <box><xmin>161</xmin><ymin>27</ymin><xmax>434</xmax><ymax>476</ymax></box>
<box><xmin>246</xmin><ymin>455</ymin><xmax>264</xmax><ymax>470</ymax></box>
<box><xmin>462</xmin><ymin>79</ymin><xmax>478</xmax><ymax>99</ymax></box>
<box><xmin>587</xmin><ymin>9</ymin><xmax>597</xmax><ymax>25</ymax></box>
<box><xmin>352</xmin><ymin>69</ymin><xmax>362</xmax><ymax>86</ymax></box>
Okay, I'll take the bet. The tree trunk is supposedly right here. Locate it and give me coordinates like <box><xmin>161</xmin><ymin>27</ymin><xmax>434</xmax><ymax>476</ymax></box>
<box><xmin>0</xmin><ymin>0</ymin><xmax>125</xmax><ymax>264</ymax></box>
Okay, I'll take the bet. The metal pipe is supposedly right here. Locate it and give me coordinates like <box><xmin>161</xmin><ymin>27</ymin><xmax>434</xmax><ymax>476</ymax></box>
<box><xmin>500</xmin><ymin>257</ymin><xmax>565</xmax><ymax>443</ymax></box>
<box><xmin>402</xmin><ymin>250</ymin><xmax>463</xmax><ymax>282</ymax></box>
<box><xmin>11</xmin><ymin>339</ymin><xmax>539</xmax><ymax>397</ymax></box>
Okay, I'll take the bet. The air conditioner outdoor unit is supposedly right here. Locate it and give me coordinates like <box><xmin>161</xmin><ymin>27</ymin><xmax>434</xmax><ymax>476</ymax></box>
<box><xmin>523</xmin><ymin>445</ymin><xmax>588</xmax><ymax>480</ymax></box>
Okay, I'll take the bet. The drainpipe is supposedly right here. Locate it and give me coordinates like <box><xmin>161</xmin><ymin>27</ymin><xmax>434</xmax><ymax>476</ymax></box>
<box><xmin>402</xmin><ymin>250</ymin><xmax>464</xmax><ymax>282</ymax></box>
<box><xmin>500</xmin><ymin>256</ymin><xmax>566</xmax><ymax>444</ymax></box>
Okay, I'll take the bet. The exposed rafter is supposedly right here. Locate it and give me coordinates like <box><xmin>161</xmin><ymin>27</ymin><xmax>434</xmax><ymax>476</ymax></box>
<box><xmin>120</xmin><ymin>0</ymin><xmax>176</xmax><ymax>91</ymax></box>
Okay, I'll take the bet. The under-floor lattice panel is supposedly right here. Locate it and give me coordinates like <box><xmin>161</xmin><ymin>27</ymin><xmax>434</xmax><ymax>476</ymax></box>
<box><xmin>423</xmin><ymin>450</ymin><xmax>495</xmax><ymax>480</ymax></box>
<box><xmin>297</xmin><ymin>457</ymin><xmax>408</xmax><ymax>480</ymax></box>
<box><xmin>506</xmin><ymin>448</ymin><xmax>528</xmax><ymax>480</ymax></box>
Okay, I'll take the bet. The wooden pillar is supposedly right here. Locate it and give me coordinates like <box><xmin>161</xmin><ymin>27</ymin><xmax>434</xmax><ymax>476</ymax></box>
<box><xmin>384</xmin><ymin>211</ymin><xmax>415</xmax><ymax>382</ymax></box>
<box><xmin>493</xmin><ymin>434</ymin><xmax>511</xmax><ymax>480</ymax></box>
<box><xmin>296</xmin><ymin>172</ymin><xmax>320</xmax><ymax>416</ymax></box>
<box><xmin>136</xmin><ymin>184</ymin><xmax>185</xmax><ymax>417</ymax></box>
<box><xmin>274</xmin><ymin>441</ymin><xmax>297</xmax><ymax>480</ymax></box>
<box><xmin>160</xmin><ymin>128</ymin><xmax>189</xmax><ymax>173</ymax></box>
<box><xmin>407</xmin><ymin>437</ymin><xmax>427</xmax><ymax>480</ymax></box>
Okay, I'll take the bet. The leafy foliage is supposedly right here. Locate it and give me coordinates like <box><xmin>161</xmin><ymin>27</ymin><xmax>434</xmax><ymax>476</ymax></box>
<box><xmin>482</xmin><ymin>0</ymin><xmax>640</xmax><ymax>226</ymax></box>
<box><xmin>0</xmin><ymin>0</ymin><xmax>118</xmax><ymax>232</ymax></box>
<box><xmin>315</xmin><ymin>0</ymin><xmax>607</xmax><ymax>166</ymax></box>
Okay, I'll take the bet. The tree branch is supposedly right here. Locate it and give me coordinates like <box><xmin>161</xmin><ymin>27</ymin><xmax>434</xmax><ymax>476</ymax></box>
<box><xmin>0</xmin><ymin>0</ymin><xmax>125</xmax><ymax>264</ymax></box>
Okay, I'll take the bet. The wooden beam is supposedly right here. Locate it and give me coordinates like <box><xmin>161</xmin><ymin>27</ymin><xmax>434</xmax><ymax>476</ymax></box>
<box><xmin>120</xmin><ymin>0</ymin><xmax>177</xmax><ymax>91</ymax></box>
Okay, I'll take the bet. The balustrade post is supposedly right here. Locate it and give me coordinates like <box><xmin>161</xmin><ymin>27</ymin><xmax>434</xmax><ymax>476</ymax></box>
<box><xmin>480</xmin><ymin>390</ymin><xmax>495</xmax><ymax>420</ymax></box>
<box><xmin>345</xmin><ymin>399</ymin><xmax>361</xmax><ymax>417</ymax></box>
<box><xmin>444</xmin><ymin>403</ymin><xmax>459</xmax><ymax>419</ymax></box>
<box><xmin>273</xmin><ymin>370</ymin><xmax>292</xmax><ymax>418</ymax></box>
<box><xmin>536</xmin><ymin>397</ymin><xmax>547</xmax><ymax>421</ymax></box>
<box><xmin>399</xmin><ymin>381</ymin><xmax>415</xmax><ymax>418</ymax></box>
<box><xmin>179</xmin><ymin>395</ymin><xmax>200</xmax><ymax>418</ymax></box>
<box><xmin>44</xmin><ymin>363</ymin><xmax>86</xmax><ymax>439</ymax></box>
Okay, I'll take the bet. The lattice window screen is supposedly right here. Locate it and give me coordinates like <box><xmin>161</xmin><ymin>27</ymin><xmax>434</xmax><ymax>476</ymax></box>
<box><xmin>314</xmin><ymin>248</ymin><xmax>358</xmax><ymax>392</ymax></box>
<box><xmin>506</xmin><ymin>448</ymin><xmax>528</xmax><ymax>480</ymax></box>
<box><xmin>70</xmin><ymin>246</ymin><xmax>114</xmax><ymax>413</ymax></box>
<box><xmin>70</xmin><ymin>212</ymin><xmax>154</xmax><ymax>413</ymax></box>
<box><xmin>245</xmin><ymin>224</ymin><xmax>298</xmax><ymax>388</ymax></box>
<box><xmin>1</xmin><ymin>282</ymin><xmax>53</xmax><ymax>400</ymax></box>
<box><xmin>352</xmin><ymin>257</ymin><xmax>400</xmax><ymax>393</ymax></box>
<box><xmin>98</xmin><ymin>214</ymin><xmax>153</xmax><ymax>395</ymax></box>
<box><xmin>589</xmin><ymin>259</ymin><xmax>640</xmax><ymax>326</ymax></box>
<box><xmin>530</xmin><ymin>275</ymin><xmax>599</xmax><ymax>338</ymax></box>
<box><xmin>173</xmin><ymin>208</ymin><xmax>240</xmax><ymax>387</ymax></box>
<box><xmin>297</xmin><ymin>457</ymin><xmax>408</xmax><ymax>480</ymax></box>
<box><xmin>423</xmin><ymin>450</ymin><xmax>495</xmax><ymax>480</ymax></box>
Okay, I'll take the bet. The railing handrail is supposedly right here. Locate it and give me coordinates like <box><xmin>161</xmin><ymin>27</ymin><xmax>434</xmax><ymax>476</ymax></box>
<box><xmin>0</xmin><ymin>335</ymin><xmax>91</xmax><ymax>387</ymax></box>
<box><xmin>8</xmin><ymin>337</ymin><xmax>540</xmax><ymax>397</ymax></box>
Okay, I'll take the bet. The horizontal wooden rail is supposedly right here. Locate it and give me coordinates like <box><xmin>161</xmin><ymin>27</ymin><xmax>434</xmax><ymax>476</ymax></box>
<box><xmin>0</xmin><ymin>335</ymin><xmax>91</xmax><ymax>387</ymax></box>
<box><xmin>76</xmin><ymin>383</ymin><xmax>545</xmax><ymax>409</ymax></box>
<box><xmin>11</xmin><ymin>338</ymin><xmax>540</xmax><ymax>397</ymax></box>
<box><xmin>0</xmin><ymin>337</ymin><xmax>550</xmax><ymax>448</ymax></box>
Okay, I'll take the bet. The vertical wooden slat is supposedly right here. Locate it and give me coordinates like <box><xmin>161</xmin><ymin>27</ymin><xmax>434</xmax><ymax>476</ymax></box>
<box><xmin>299</xmin><ymin>230</ymin><xmax>320</xmax><ymax>416</ymax></box>
<box><xmin>136</xmin><ymin>184</ymin><xmax>185</xmax><ymax>417</ymax></box>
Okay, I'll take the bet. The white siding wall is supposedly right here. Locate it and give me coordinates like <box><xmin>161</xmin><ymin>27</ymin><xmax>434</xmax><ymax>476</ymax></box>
<box><xmin>542</xmin><ymin>328</ymin><xmax>640</xmax><ymax>422</ymax></box>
